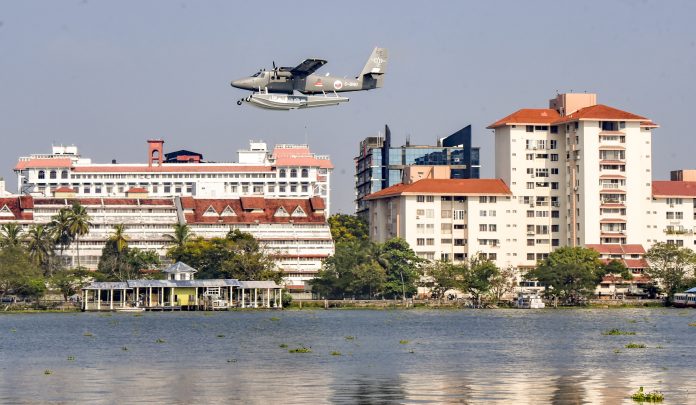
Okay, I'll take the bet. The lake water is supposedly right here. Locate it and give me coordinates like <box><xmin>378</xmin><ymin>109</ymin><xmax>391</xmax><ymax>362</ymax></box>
<box><xmin>1</xmin><ymin>308</ymin><xmax>695</xmax><ymax>404</ymax></box>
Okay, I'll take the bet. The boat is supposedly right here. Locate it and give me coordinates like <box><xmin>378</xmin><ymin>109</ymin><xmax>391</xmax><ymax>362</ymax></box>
<box><xmin>516</xmin><ymin>293</ymin><xmax>545</xmax><ymax>309</ymax></box>
<box><xmin>672</xmin><ymin>291</ymin><xmax>696</xmax><ymax>308</ymax></box>
<box><xmin>116</xmin><ymin>307</ymin><xmax>145</xmax><ymax>313</ymax></box>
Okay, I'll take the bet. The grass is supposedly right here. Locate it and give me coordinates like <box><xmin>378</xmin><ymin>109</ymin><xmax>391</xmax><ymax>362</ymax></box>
<box><xmin>330</xmin><ymin>351</ymin><xmax>342</xmax><ymax>356</ymax></box>
<box><xmin>631</xmin><ymin>387</ymin><xmax>664</xmax><ymax>402</ymax></box>
<box><xmin>289</xmin><ymin>346</ymin><xmax>312</xmax><ymax>353</ymax></box>
<box><xmin>399</xmin><ymin>340</ymin><xmax>409</xmax><ymax>344</ymax></box>
<box><xmin>155</xmin><ymin>338</ymin><xmax>166</xmax><ymax>343</ymax></box>
<box><xmin>603</xmin><ymin>328</ymin><xmax>636</xmax><ymax>336</ymax></box>
<box><xmin>625</xmin><ymin>343</ymin><xmax>647</xmax><ymax>349</ymax></box>
<box><xmin>279</xmin><ymin>343</ymin><xmax>288</xmax><ymax>348</ymax></box>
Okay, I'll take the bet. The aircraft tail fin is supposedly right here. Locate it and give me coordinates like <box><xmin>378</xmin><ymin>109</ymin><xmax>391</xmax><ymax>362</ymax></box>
<box><xmin>359</xmin><ymin>47</ymin><xmax>388</xmax><ymax>88</ymax></box>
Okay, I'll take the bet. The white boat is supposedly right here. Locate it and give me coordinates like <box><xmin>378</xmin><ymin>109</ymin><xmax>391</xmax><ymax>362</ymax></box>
<box><xmin>116</xmin><ymin>307</ymin><xmax>145</xmax><ymax>313</ymax></box>
<box><xmin>516</xmin><ymin>293</ymin><xmax>545</xmax><ymax>309</ymax></box>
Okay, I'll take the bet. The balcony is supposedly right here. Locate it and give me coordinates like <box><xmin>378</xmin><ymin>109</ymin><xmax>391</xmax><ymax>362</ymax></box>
<box><xmin>664</xmin><ymin>228</ymin><xmax>693</xmax><ymax>235</ymax></box>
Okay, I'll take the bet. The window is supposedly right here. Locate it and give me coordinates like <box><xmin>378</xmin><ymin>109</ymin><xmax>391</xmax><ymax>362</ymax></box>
<box><xmin>61</xmin><ymin>171</ymin><xmax>68</xmax><ymax>179</ymax></box>
<box><xmin>526</xmin><ymin>154</ymin><xmax>534</xmax><ymax>161</ymax></box>
<box><xmin>301</xmin><ymin>168</ymin><xmax>308</xmax><ymax>177</ymax></box>
<box><xmin>454</xmin><ymin>239</ymin><xmax>466</xmax><ymax>246</ymax></box>
<box><xmin>526</xmin><ymin>125</ymin><xmax>534</xmax><ymax>132</ymax></box>
<box><xmin>526</xmin><ymin>182</ymin><xmax>535</xmax><ymax>190</ymax></box>
<box><xmin>417</xmin><ymin>238</ymin><xmax>425</xmax><ymax>246</ymax></box>
<box><xmin>290</xmin><ymin>169</ymin><xmax>297</xmax><ymax>178</ymax></box>
<box><xmin>550</xmin><ymin>154</ymin><xmax>559</xmax><ymax>161</ymax></box>
<box><xmin>479</xmin><ymin>224</ymin><xmax>488</xmax><ymax>232</ymax></box>
<box><xmin>441</xmin><ymin>239</ymin><xmax>452</xmax><ymax>244</ymax></box>
<box><xmin>441</xmin><ymin>223</ymin><xmax>452</xmax><ymax>234</ymax></box>
<box><xmin>489</xmin><ymin>224</ymin><xmax>497</xmax><ymax>232</ymax></box>
<box><xmin>425</xmin><ymin>209</ymin><xmax>435</xmax><ymax>219</ymax></box>
<box><xmin>527</xmin><ymin>239</ymin><xmax>535</xmax><ymax>246</ymax></box>
<box><xmin>453</xmin><ymin>210</ymin><xmax>466</xmax><ymax>220</ymax></box>
<box><xmin>551</xmin><ymin>168</ymin><xmax>559</xmax><ymax>175</ymax></box>
<box><xmin>426</xmin><ymin>238</ymin><xmax>435</xmax><ymax>246</ymax></box>
<box><xmin>550</xmin><ymin>125</ymin><xmax>558</xmax><ymax>134</ymax></box>
<box><xmin>417</xmin><ymin>195</ymin><xmax>425</xmax><ymax>202</ymax></box>
<box><xmin>527</xmin><ymin>253</ymin><xmax>535</xmax><ymax>260</ymax></box>
<box><xmin>426</xmin><ymin>196</ymin><xmax>434</xmax><ymax>202</ymax></box>
<box><xmin>279</xmin><ymin>169</ymin><xmax>286</xmax><ymax>178</ymax></box>
<box><xmin>479</xmin><ymin>210</ymin><xmax>487</xmax><ymax>217</ymax></box>
<box><xmin>441</xmin><ymin>210</ymin><xmax>452</xmax><ymax>218</ymax></box>
<box><xmin>50</xmin><ymin>170</ymin><xmax>57</xmax><ymax>179</ymax></box>
<box><xmin>479</xmin><ymin>196</ymin><xmax>488</xmax><ymax>203</ymax></box>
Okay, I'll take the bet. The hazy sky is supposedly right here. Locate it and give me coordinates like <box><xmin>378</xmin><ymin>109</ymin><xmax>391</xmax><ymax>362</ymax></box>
<box><xmin>1</xmin><ymin>0</ymin><xmax>695</xmax><ymax>213</ymax></box>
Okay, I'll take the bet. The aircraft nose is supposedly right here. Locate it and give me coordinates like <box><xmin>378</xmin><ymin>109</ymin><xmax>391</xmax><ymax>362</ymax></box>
<box><xmin>231</xmin><ymin>78</ymin><xmax>249</xmax><ymax>89</ymax></box>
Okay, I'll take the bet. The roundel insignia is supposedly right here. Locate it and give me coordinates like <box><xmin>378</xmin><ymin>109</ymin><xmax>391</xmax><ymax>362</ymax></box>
<box><xmin>333</xmin><ymin>80</ymin><xmax>343</xmax><ymax>90</ymax></box>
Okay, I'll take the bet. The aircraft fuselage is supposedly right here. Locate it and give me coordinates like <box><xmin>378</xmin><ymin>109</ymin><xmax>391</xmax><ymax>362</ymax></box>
<box><xmin>231</xmin><ymin>71</ymin><xmax>371</xmax><ymax>95</ymax></box>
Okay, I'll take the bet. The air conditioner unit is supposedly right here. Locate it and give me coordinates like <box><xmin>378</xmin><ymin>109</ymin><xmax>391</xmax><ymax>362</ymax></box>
<box><xmin>669</xmin><ymin>204</ymin><xmax>674</xmax><ymax>208</ymax></box>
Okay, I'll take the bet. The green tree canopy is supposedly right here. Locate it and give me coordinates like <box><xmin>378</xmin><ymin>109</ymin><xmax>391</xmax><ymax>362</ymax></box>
<box><xmin>328</xmin><ymin>214</ymin><xmax>368</xmax><ymax>244</ymax></box>
<box><xmin>645</xmin><ymin>242</ymin><xmax>696</xmax><ymax>301</ymax></box>
<box><xmin>526</xmin><ymin>247</ymin><xmax>604</xmax><ymax>304</ymax></box>
<box><xmin>66</xmin><ymin>202</ymin><xmax>92</xmax><ymax>269</ymax></box>
<box><xmin>377</xmin><ymin>238</ymin><xmax>422</xmax><ymax>300</ymax></box>
<box><xmin>0</xmin><ymin>223</ymin><xmax>23</xmax><ymax>248</ymax></box>
<box><xmin>420</xmin><ymin>260</ymin><xmax>468</xmax><ymax>300</ymax></box>
<box><xmin>0</xmin><ymin>246</ymin><xmax>44</xmax><ymax>298</ymax></box>
<box><xmin>311</xmin><ymin>240</ymin><xmax>385</xmax><ymax>299</ymax></box>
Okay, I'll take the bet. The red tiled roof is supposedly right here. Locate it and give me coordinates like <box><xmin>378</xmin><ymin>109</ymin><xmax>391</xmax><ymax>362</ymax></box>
<box><xmin>652</xmin><ymin>181</ymin><xmax>696</xmax><ymax>198</ymax></box>
<box><xmin>587</xmin><ymin>244</ymin><xmax>646</xmax><ymax>255</ymax></box>
<box><xmin>624</xmin><ymin>259</ymin><xmax>649</xmax><ymax>269</ymax></box>
<box><xmin>14</xmin><ymin>158</ymin><xmax>73</xmax><ymax>170</ymax></box>
<box><xmin>240</xmin><ymin>197</ymin><xmax>265</xmax><ymax>210</ymax></box>
<box><xmin>185</xmin><ymin>198</ymin><xmax>327</xmax><ymax>224</ymax></box>
<box><xmin>309</xmin><ymin>197</ymin><xmax>326</xmax><ymax>211</ymax></box>
<box><xmin>180</xmin><ymin>196</ymin><xmax>195</xmax><ymax>209</ymax></box>
<box><xmin>640</xmin><ymin>120</ymin><xmax>659</xmax><ymax>128</ymax></box>
<box><xmin>599</xmin><ymin>174</ymin><xmax>626</xmax><ymax>179</ymax></box>
<box><xmin>0</xmin><ymin>197</ymin><xmax>34</xmax><ymax>221</ymax></box>
<box><xmin>601</xmin><ymin>273</ymin><xmax>650</xmax><ymax>284</ymax></box>
<box><xmin>33</xmin><ymin>197</ymin><xmax>174</xmax><ymax>207</ymax></box>
<box><xmin>364</xmin><ymin>179</ymin><xmax>512</xmax><ymax>200</ymax></box>
<box><xmin>127</xmin><ymin>187</ymin><xmax>148</xmax><ymax>193</ymax></box>
<box><xmin>487</xmin><ymin>109</ymin><xmax>560</xmax><ymax>129</ymax></box>
<box><xmin>599</xmin><ymin>218</ymin><xmax>626</xmax><ymax>223</ymax></box>
<box><xmin>72</xmin><ymin>165</ymin><xmax>273</xmax><ymax>173</ymax></box>
<box><xmin>554</xmin><ymin>104</ymin><xmax>648</xmax><ymax>123</ymax></box>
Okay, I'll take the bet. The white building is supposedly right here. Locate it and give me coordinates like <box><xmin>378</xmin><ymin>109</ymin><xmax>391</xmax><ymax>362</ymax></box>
<box><xmin>0</xmin><ymin>194</ymin><xmax>333</xmax><ymax>295</ymax></box>
<box><xmin>648</xmin><ymin>181</ymin><xmax>696</xmax><ymax>248</ymax></box>
<box><xmin>14</xmin><ymin>139</ymin><xmax>333</xmax><ymax>216</ymax></box>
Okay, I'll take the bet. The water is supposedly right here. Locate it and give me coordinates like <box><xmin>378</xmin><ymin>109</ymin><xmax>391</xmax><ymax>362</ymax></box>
<box><xmin>0</xmin><ymin>308</ymin><xmax>694</xmax><ymax>404</ymax></box>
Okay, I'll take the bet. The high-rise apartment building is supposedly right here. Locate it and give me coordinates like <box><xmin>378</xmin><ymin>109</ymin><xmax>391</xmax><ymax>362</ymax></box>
<box><xmin>355</xmin><ymin>124</ymin><xmax>480</xmax><ymax>216</ymax></box>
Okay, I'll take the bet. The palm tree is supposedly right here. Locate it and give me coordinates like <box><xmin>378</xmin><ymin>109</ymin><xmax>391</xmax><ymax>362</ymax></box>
<box><xmin>109</xmin><ymin>224</ymin><xmax>129</xmax><ymax>255</ymax></box>
<box><xmin>25</xmin><ymin>224</ymin><xmax>55</xmax><ymax>275</ymax></box>
<box><xmin>0</xmin><ymin>222</ymin><xmax>23</xmax><ymax>248</ymax></box>
<box><xmin>164</xmin><ymin>223</ymin><xmax>192</xmax><ymax>249</ymax></box>
<box><xmin>66</xmin><ymin>202</ymin><xmax>91</xmax><ymax>269</ymax></box>
<box><xmin>50</xmin><ymin>208</ymin><xmax>73</xmax><ymax>262</ymax></box>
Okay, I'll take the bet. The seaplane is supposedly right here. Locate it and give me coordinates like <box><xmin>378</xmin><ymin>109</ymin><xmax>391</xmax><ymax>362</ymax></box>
<box><xmin>230</xmin><ymin>47</ymin><xmax>388</xmax><ymax>110</ymax></box>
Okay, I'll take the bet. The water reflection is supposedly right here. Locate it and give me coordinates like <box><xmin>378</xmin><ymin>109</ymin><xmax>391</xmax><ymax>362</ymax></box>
<box><xmin>0</xmin><ymin>309</ymin><xmax>695</xmax><ymax>403</ymax></box>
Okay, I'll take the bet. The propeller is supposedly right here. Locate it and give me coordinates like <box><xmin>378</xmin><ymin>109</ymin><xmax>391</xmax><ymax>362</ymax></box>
<box><xmin>272</xmin><ymin>61</ymin><xmax>279</xmax><ymax>79</ymax></box>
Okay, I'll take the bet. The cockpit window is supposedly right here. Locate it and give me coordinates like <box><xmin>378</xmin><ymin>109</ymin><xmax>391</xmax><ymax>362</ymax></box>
<box><xmin>252</xmin><ymin>71</ymin><xmax>264</xmax><ymax>77</ymax></box>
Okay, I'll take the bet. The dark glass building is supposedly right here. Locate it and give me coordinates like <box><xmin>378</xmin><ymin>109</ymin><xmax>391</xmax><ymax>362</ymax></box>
<box><xmin>354</xmin><ymin>125</ymin><xmax>480</xmax><ymax>216</ymax></box>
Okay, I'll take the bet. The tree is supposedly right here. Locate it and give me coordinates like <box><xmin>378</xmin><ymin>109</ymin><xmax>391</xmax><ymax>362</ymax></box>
<box><xmin>16</xmin><ymin>278</ymin><xmax>46</xmax><ymax>306</ymax></box>
<box><xmin>645</xmin><ymin>243</ymin><xmax>696</xmax><ymax>302</ymax></box>
<box><xmin>328</xmin><ymin>214</ymin><xmax>368</xmax><ymax>244</ymax></box>
<box><xmin>526</xmin><ymin>247</ymin><xmax>604</xmax><ymax>305</ymax></box>
<box><xmin>25</xmin><ymin>224</ymin><xmax>55</xmax><ymax>275</ymax></box>
<box><xmin>420</xmin><ymin>260</ymin><xmax>467</xmax><ymax>300</ymax></box>
<box><xmin>50</xmin><ymin>208</ymin><xmax>73</xmax><ymax>264</ymax></box>
<box><xmin>164</xmin><ymin>223</ymin><xmax>193</xmax><ymax>262</ymax></box>
<box><xmin>377</xmin><ymin>238</ymin><xmax>422</xmax><ymax>301</ymax></box>
<box><xmin>0</xmin><ymin>246</ymin><xmax>44</xmax><ymax>298</ymax></box>
<box><xmin>489</xmin><ymin>265</ymin><xmax>517</xmax><ymax>304</ymax></box>
<box><xmin>602</xmin><ymin>259</ymin><xmax>632</xmax><ymax>280</ymax></box>
<box><xmin>98</xmin><ymin>239</ymin><xmax>161</xmax><ymax>282</ymax></box>
<box><xmin>51</xmin><ymin>269</ymin><xmax>89</xmax><ymax>301</ymax></box>
<box><xmin>311</xmin><ymin>240</ymin><xmax>385</xmax><ymax>299</ymax></box>
<box><xmin>464</xmin><ymin>256</ymin><xmax>500</xmax><ymax>305</ymax></box>
<box><xmin>109</xmin><ymin>224</ymin><xmax>129</xmax><ymax>256</ymax></box>
<box><xmin>66</xmin><ymin>202</ymin><xmax>91</xmax><ymax>269</ymax></box>
<box><xmin>0</xmin><ymin>223</ymin><xmax>23</xmax><ymax>248</ymax></box>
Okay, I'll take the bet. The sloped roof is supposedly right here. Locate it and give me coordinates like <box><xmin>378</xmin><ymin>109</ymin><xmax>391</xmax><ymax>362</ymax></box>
<box><xmin>14</xmin><ymin>158</ymin><xmax>72</xmax><ymax>170</ymax></box>
<box><xmin>127</xmin><ymin>187</ymin><xmax>148</xmax><ymax>193</ymax></box>
<box><xmin>162</xmin><ymin>262</ymin><xmax>197</xmax><ymax>274</ymax></box>
<box><xmin>309</xmin><ymin>197</ymin><xmax>325</xmax><ymax>210</ymax></box>
<box><xmin>586</xmin><ymin>244</ymin><xmax>646</xmax><ymax>255</ymax></box>
<box><xmin>0</xmin><ymin>197</ymin><xmax>34</xmax><ymax>221</ymax></box>
<box><xmin>364</xmin><ymin>179</ymin><xmax>512</xmax><ymax>200</ymax></box>
<box><xmin>652</xmin><ymin>181</ymin><xmax>696</xmax><ymax>198</ymax></box>
<box><xmin>72</xmin><ymin>165</ymin><xmax>272</xmax><ymax>173</ymax></box>
<box><xmin>240</xmin><ymin>197</ymin><xmax>265</xmax><ymax>210</ymax></box>
<box><xmin>185</xmin><ymin>198</ymin><xmax>327</xmax><ymax>224</ymax></box>
<box><xmin>487</xmin><ymin>109</ymin><xmax>560</xmax><ymax>129</ymax></box>
<box><xmin>554</xmin><ymin>104</ymin><xmax>648</xmax><ymax>123</ymax></box>
<box><xmin>54</xmin><ymin>186</ymin><xmax>76</xmax><ymax>192</ymax></box>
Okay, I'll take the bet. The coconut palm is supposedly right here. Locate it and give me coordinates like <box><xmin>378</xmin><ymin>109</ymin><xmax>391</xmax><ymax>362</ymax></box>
<box><xmin>164</xmin><ymin>223</ymin><xmax>193</xmax><ymax>248</ymax></box>
<box><xmin>109</xmin><ymin>224</ymin><xmax>129</xmax><ymax>255</ymax></box>
<box><xmin>0</xmin><ymin>222</ymin><xmax>23</xmax><ymax>248</ymax></box>
<box><xmin>25</xmin><ymin>224</ymin><xmax>55</xmax><ymax>275</ymax></box>
<box><xmin>66</xmin><ymin>202</ymin><xmax>92</xmax><ymax>269</ymax></box>
<box><xmin>50</xmin><ymin>208</ymin><xmax>73</xmax><ymax>261</ymax></box>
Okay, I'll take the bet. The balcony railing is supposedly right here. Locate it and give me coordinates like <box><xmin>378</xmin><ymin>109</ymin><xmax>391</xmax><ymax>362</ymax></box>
<box><xmin>664</xmin><ymin>229</ymin><xmax>693</xmax><ymax>235</ymax></box>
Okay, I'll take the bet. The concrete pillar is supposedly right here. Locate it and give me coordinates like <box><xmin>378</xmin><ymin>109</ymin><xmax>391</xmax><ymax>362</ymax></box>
<box><xmin>279</xmin><ymin>289</ymin><xmax>283</xmax><ymax>309</ymax></box>
<box><xmin>254</xmin><ymin>289</ymin><xmax>258</xmax><ymax>308</ymax></box>
<box><xmin>83</xmin><ymin>289</ymin><xmax>87</xmax><ymax>311</ymax></box>
<box><xmin>149</xmin><ymin>287</ymin><xmax>152</xmax><ymax>307</ymax></box>
<box><xmin>97</xmin><ymin>289</ymin><xmax>101</xmax><ymax>310</ymax></box>
<box><xmin>267</xmin><ymin>288</ymin><xmax>270</xmax><ymax>308</ymax></box>
<box><xmin>110</xmin><ymin>289</ymin><xmax>114</xmax><ymax>310</ymax></box>
<box><xmin>241</xmin><ymin>289</ymin><xmax>245</xmax><ymax>308</ymax></box>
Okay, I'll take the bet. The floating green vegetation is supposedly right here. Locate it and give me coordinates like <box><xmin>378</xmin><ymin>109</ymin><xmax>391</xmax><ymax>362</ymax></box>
<box><xmin>655</xmin><ymin>345</ymin><xmax>664</xmax><ymax>349</ymax></box>
<box><xmin>133</xmin><ymin>313</ymin><xmax>143</xmax><ymax>317</ymax></box>
<box><xmin>216</xmin><ymin>334</ymin><xmax>225</xmax><ymax>338</ymax></box>
<box><xmin>121</xmin><ymin>346</ymin><xmax>128</xmax><ymax>351</ymax></box>
<box><xmin>330</xmin><ymin>351</ymin><xmax>342</xmax><ymax>356</ymax></box>
<box><xmin>270</xmin><ymin>317</ymin><xmax>280</xmax><ymax>321</ymax></box>
<box><xmin>99</xmin><ymin>313</ymin><xmax>112</xmax><ymax>317</ymax></box>
<box><xmin>408</xmin><ymin>349</ymin><xmax>415</xmax><ymax>354</ymax></box>
<box><xmin>289</xmin><ymin>346</ymin><xmax>312</xmax><ymax>353</ymax></box>
<box><xmin>625</xmin><ymin>343</ymin><xmax>647</xmax><ymax>349</ymax></box>
<box><xmin>155</xmin><ymin>338</ymin><xmax>166</xmax><ymax>344</ymax></box>
<box><xmin>399</xmin><ymin>340</ymin><xmax>409</xmax><ymax>345</ymax></box>
<box><xmin>227</xmin><ymin>359</ymin><xmax>237</xmax><ymax>363</ymax></box>
<box><xmin>83</xmin><ymin>332</ymin><xmax>93</xmax><ymax>337</ymax></box>
<box><xmin>344</xmin><ymin>336</ymin><xmax>355</xmax><ymax>340</ymax></box>
<box><xmin>67</xmin><ymin>356</ymin><xmax>76</xmax><ymax>361</ymax></box>
<box><xmin>10</xmin><ymin>328</ymin><xmax>16</xmax><ymax>332</ymax></box>
<box><xmin>627</xmin><ymin>319</ymin><xmax>638</xmax><ymax>324</ymax></box>
<box><xmin>613</xmin><ymin>349</ymin><xmax>621</xmax><ymax>354</ymax></box>
<box><xmin>688</xmin><ymin>322</ymin><xmax>696</xmax><ymax>327</ymax></box>
<box><xmin>279</xmin><ymin>343</ymin><xmax>288</xmax><ymax>348</ymax></box>
<box><xmin>603</xmin><ymin>328</ymin><xmax>636</xmax><ymax>336</ymax></box>
<box><xmin>631</xmin><ymin>387</ymin><xmax>664</xmax><ymax>402</ymax></box>
<box><xmin>43</xmin><ymin>369</ymin><xmax>52</xmax><ymax>375</ymax></box>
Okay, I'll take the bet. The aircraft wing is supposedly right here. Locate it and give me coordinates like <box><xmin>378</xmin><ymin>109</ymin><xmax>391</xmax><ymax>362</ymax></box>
<box><xmin>290</xmin><ymin>58</ymin><xmax>327</xmax><ymax>78</ymax></box>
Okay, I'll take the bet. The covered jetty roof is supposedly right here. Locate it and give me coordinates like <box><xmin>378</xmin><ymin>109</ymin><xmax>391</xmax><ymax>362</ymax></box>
<box><xmin>82</xmin><ymin>279</ymin><xmax>279</xmax><ymax>290</ymax></box>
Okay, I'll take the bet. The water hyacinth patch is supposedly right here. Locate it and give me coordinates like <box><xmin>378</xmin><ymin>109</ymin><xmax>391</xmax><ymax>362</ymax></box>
<box><xmin>603</xmin><ymin>328</ymin><xmax>636</xmax><ymax>336</ymax></box>
<box><xmin>625</xmin><ymin>343</ymin><xmax>646</xmax><ymax>349</ymax></box>
<box><xmin>631</xmin><ymin>386</ymin><xmax>663</xmax><ymax>402</ymax></box>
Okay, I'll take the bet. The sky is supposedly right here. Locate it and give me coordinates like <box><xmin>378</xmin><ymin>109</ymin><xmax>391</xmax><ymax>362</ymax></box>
<box><xmin>1</xmin><ymin>0</ymin><xmax>695</xmax><ymax>213</ymax></box>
